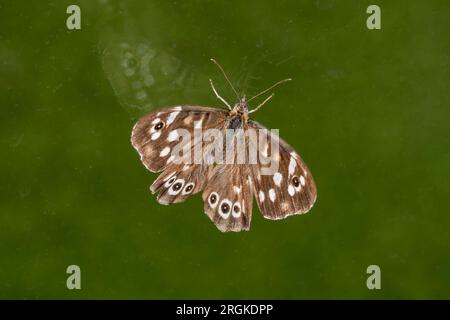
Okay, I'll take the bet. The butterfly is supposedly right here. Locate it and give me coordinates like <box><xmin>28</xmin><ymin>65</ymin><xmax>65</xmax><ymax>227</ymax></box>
<box><xmin>131</xmin><ymin>59</ymin><xmax>317</xmax><ymax>232</ymax></box>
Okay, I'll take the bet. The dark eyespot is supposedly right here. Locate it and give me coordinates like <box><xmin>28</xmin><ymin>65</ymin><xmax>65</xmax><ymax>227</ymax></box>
<box><xmin>221</xmin><ymin>202</ymin><xmax>230</xmax><ymax>213</ymax></box>
<box><xmin>172</xmin><ymin>182</ymin><xmax>182</xmax><ymax>191</ymax></box>
<box><xmin>154</xmin><ymin>122</ymin><xmax>164</xmax><ymax>130</ymax></box>
<box><xmin>292</xmin><ymin>176</ymin><xmax>300</xmax><ymax>187</ymax></box>
<box><xmin>185</xmin><ymin>184</ymin><xmax>193</xmax><ymax>192</ymax></box>
<box><xmin>168</xmin><ymin>177</ymin><xmax>176</xmax><ymax>184</ymax></box>
<box><xmin>233</xmin><ymin>205</ymin><xmax>240</xmax><ymax>213</ymax></box>
<box><xmin>210</xmin><ymin>194</ymin><xmax>217</xmax><ymax>204</ymax></box>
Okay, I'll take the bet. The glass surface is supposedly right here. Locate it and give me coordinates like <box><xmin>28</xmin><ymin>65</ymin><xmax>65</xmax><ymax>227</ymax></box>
<box><xmin>0</xmin><ymin>0</ymin><xmax>448</xmax><ymax>299</ymax></box>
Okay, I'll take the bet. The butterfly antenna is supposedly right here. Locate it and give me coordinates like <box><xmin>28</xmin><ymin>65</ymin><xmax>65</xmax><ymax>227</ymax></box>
<box><xmin>210</xmin><ymin>58</ymin><xmax>240</xmax><ymax>100</ymax></box>
<box><xmin>247</xmin><ymin>78</ymin><xmax>292</xmax><ymax>104</ymax></box>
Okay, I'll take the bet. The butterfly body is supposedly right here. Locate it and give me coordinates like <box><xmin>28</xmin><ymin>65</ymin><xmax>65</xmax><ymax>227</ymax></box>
<box><xmin>226</xmin><ymin>99</ymin><xmax>249</xmax><ymax>129</ymax></box>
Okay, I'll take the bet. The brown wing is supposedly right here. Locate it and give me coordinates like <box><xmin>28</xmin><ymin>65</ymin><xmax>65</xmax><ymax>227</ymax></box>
<box><xmin>248</xmin><ymin>121</ymin><xmax>317</xmax><ymax>220</ymax></box>
<box><xmin>132</xmin><ymin>105</ymin><xmax>228</xmax><ymax>205</ymax></box>
<box><xmin>202</xmin><ymin>164</ymin><xmax>253</xmax><ymax>232</ymax></box>
<box><xmin>131</xmin><ymin>106</ymin><xmax>228</xmax><ymax>172</ymax></box>
<box><xmin>150</xmin><ymin>163</ymin><xmax>212</xmax><ymax>205</ymax></box>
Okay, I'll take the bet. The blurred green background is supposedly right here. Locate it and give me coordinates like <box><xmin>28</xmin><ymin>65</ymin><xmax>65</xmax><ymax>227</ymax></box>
<box><xmin>0</xmin><ymin>0</ymin><xmax>449</xmax><ymax>299</ymax></box>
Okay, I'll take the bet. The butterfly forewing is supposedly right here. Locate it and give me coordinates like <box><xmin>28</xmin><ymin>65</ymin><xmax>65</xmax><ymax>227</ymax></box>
<box><xmin>248</xmin><ymin>121</ymin><xmax>317</xmax><ymax>220</ymax></box>
<box><xmin>131</xmin><ymin>106</ymin><xmax>228</xmax><ymax>172</ymax></box>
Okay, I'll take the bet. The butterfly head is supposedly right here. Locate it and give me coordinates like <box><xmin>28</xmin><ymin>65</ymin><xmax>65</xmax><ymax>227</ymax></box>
<box><xmin>233</xmin><ymin>96</ymin><xmax>249</xmax><ymax>114</ymax></box>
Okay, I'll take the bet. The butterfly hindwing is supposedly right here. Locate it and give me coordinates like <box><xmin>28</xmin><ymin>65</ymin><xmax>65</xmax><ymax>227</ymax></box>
<box><xmin>248</xmin><ymin>121</ymin><xmax>317</xmax><ymax>220</ymax></box>
<box><xmin>150</xmin><ymin>163</ymin><xmax>212</xmax><ymax>205</ymax></box>
<box><xmin>202</xmin><ymin>164</ymin><xmax>253</xmax><ymax>232</ymax></box>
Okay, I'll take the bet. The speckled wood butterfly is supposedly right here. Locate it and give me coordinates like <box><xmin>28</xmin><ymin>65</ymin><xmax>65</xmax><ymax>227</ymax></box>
<box><xmin>131</xmin><ymin>59</ymin><xmax>317</xmax><ymax>232</ymax></box>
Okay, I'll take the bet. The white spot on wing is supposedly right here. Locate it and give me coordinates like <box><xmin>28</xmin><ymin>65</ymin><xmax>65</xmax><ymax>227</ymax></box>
<box><xmin>289</xmin><ymin>157</ymin><xmax>296</xmax><ymax>175</ymax></box>
<box><xmin>159</xmin><ymin>146</ymin><xmax>170</xmax><ymax>157</ymax></box>
<box><xmin>269</xmin><ymin>189</ymin><xmax>276</xmax><ymax>202</ymax></box>
<box><xmin>273</xmin><ymin>172</ymin><xmax>282</xmax><ymax>186</ymax></box>
<box><xmin>166</xmin><ymin>111</ymin><xmax>180</xmax><ymax>126</ymax></box>
<box><xmin>300</xmin><ymin>175</ymin><xmax>306</xmax><ymax>186</ymax></box>
<box><xmin>151</xmin><ymin>131</ymin><xmax>161</xmax><ymax>140</ymax></box>
<box><xmin>259</xmin><ymin>191</ymin><xmax>265</xmax><ymax>202</ymax></box>
<box><xmin>167</xmin><ymin>130</ymin><xmax>179</xmax><ymax>142</ymax></box>
<box><xmin>288</xmin><ymin>185</ymin><xmax>295</xmax><ymax>196</ymax></box>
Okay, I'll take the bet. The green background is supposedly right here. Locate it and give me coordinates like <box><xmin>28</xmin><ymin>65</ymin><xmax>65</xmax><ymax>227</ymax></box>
<box><xmin>1</xmin><ymin>0</ymin><xmax>449</xmax><ymax>299</ymax></box>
